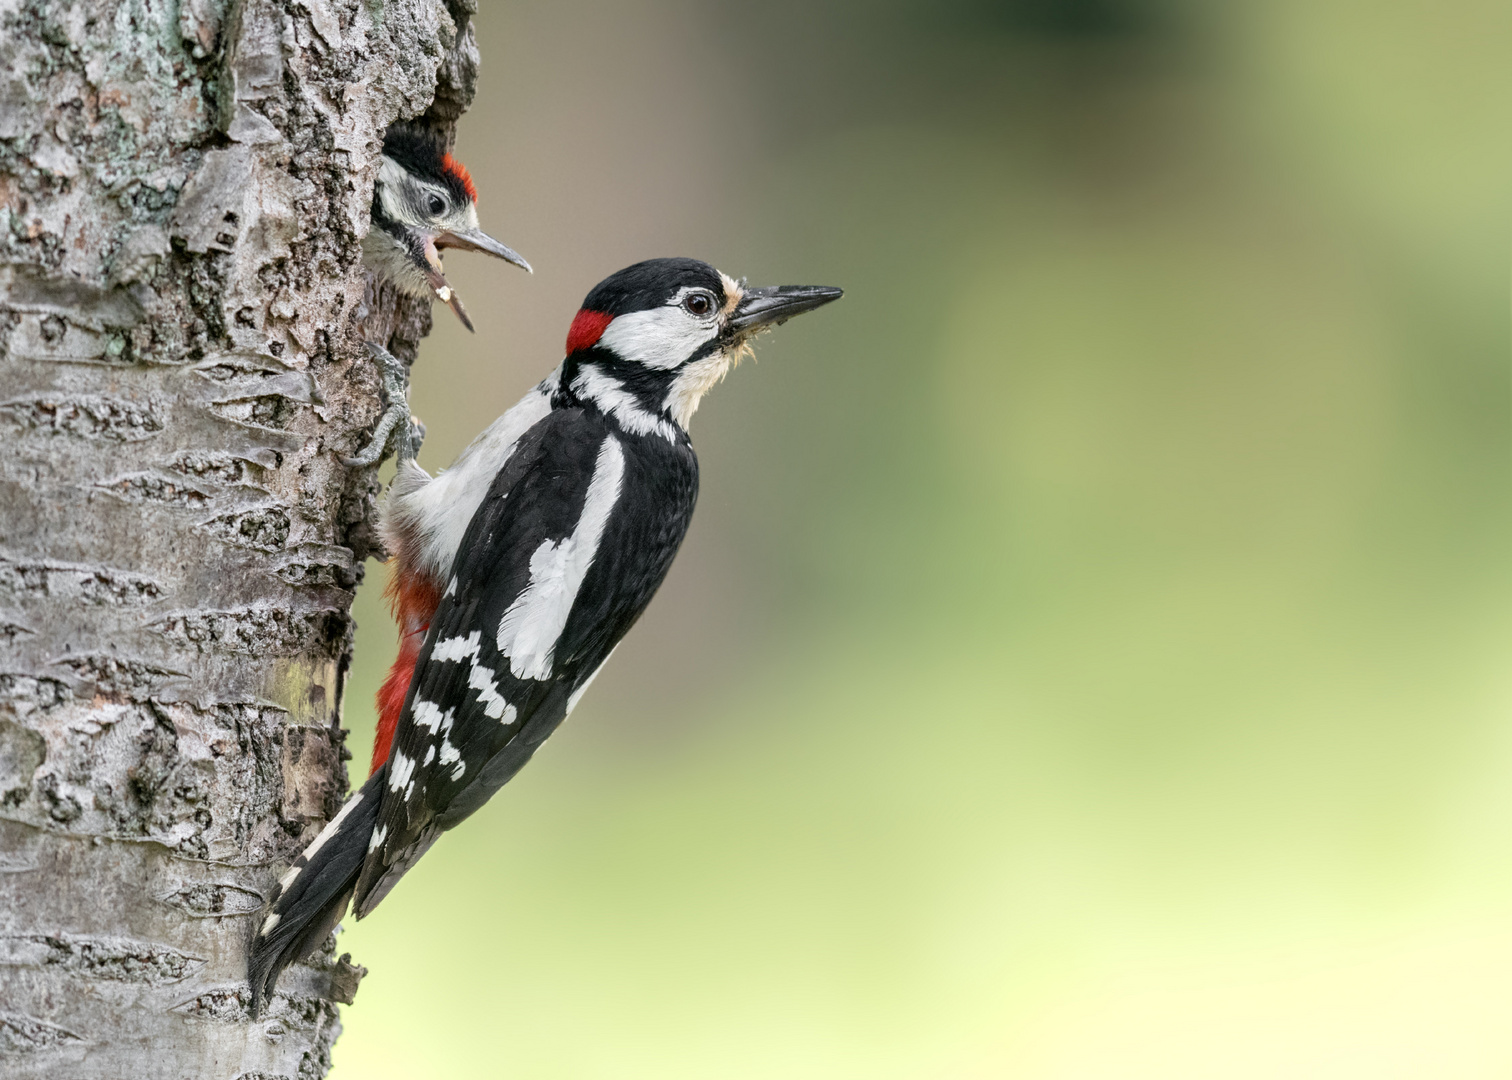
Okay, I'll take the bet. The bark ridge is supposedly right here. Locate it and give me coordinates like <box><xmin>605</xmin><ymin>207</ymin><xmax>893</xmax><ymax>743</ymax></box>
<box><xmin>0</xmin><ymin>0</ymin><xmax>481</xmax><ymax>1075</ymax></box>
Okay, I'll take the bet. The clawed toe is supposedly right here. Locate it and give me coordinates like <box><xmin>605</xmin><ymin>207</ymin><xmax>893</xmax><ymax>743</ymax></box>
<box><xmin>344</xmin><ymin>343</ymin><xmax>422</xmax><ymax>467</ymax></box>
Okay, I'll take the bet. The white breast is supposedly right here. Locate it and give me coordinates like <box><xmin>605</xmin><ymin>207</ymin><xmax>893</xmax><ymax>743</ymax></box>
<box><xmin>383</xmin><ymin>370</ymin><xmax>558</xmax><ymax>584</ymax></box>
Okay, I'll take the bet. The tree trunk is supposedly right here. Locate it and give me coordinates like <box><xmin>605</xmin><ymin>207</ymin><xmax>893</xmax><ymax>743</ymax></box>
<box><xmin>0</xmin><ymin>0</ymin><xmax>477</xmax><ymax>1075</ymax></box>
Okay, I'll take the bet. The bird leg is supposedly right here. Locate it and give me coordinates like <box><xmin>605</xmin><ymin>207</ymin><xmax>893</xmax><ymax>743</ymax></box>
<box><xmin>344</xmin><ymin>342</ymin><xmax>425</xmax><ymax>467</ymax></box>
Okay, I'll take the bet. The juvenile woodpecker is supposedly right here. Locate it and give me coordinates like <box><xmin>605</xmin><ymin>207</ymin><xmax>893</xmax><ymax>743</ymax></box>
<box><xmin>364</xmin><ymin>124</ymin><xmax>531</xmax><ymax>332</ymax></box>
<box><xmin>248</xmin><ymin>258</ymin><xmax>841</xmax><ymax>1011</ymax></box>
<box><xmin>347</xmin><ymin>126</ymin><xmax>532</xmax><ymax>467</ymax></box>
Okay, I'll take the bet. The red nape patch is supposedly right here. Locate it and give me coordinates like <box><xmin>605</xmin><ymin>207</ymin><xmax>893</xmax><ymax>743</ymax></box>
<box><xmin>440</xmin><ymin>152</ymin><xmax>477</xmax><ymax>203</ymax></box>
<box><xmin>566</xmin><ymin>309</ymin><xmax>613</xmax><ymax>355</ymax></box>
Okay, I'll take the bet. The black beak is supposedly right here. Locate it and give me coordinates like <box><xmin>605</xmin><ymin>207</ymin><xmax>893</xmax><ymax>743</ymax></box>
<box><xmin>434</xmin><ymin>228</ymin><xmax>533</xmax><ymax>274</ymax></box>
<box><xmin>727</xmin><ymin>285</ymin><xmax>844</xmax><ymax>337</ymax></box>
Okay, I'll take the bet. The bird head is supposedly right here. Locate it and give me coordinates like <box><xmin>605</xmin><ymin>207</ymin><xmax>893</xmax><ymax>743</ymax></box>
<box><xmin>363</xmin><ymin>125</ymin><xmax>531</xmax><ymax>331</ymax></box>
<box><xmin>562</xmin><ymin>258</ymin><xmax>843</xmax><ymax>434</ymax></box>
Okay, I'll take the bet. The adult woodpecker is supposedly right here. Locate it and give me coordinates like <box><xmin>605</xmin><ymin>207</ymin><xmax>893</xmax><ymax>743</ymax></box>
<box><xmin>248</xmin><ymin>258</ymin><xmax>841</xmax><ymax>1011</ymax></box>
<box><xmin>347</xmin><ymin>125</ymin><xmax>532</xmax><ymax>468</ymax></box>
<box><xmin>364</xmin><ymin>124</ymin><xmax>531</xmax><ymax>332</ymax></box>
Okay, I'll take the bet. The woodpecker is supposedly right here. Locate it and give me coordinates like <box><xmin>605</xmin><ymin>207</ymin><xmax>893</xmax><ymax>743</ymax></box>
<box><xmin>247</xmin><ymin>258</ymin><xmax>841</xmax><ymax>1011</ymax></box>
<box><xmin>346</xmin><ymin>125</ymin><xmax>532</xmax><ymax>468</ymax></box>
<box><xmin>363</xmin><ymin>124</ymin><xmax>531</xmax><ymax>333</ymax></box>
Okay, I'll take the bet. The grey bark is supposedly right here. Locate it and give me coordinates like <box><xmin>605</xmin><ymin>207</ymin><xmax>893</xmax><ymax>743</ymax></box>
<box><xmin>0</xmin><ymin>0</ymin><xmax>479</xmax><ymax>1076</ymax></box>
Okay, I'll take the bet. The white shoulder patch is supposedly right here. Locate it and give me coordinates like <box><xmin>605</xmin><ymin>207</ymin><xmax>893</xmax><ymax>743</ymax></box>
<box><xmin>496</xmin><ymin>436</ymin><xmax>626</xmax><ymax>681</ymax></box>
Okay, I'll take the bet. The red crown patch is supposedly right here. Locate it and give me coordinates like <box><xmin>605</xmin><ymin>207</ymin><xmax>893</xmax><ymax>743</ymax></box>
<box><xmin>440</xmin><ymin>153</ymin><xmax>477</xmax><ymax>203</ymax></box>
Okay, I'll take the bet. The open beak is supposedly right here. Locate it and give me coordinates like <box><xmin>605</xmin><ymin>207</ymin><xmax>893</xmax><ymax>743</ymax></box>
<box><xmin>418</xmin><ymin>236</ymin><xmax>477</xmax><ymax>332</ymax></box>
<box><xmin>434</xmin><ymin>227</ymin><xmax>533</xmax><ymax>274</ymax></box>
<box><xmin>419</xmin><ymin>229</ymin><xmax>531</xmax><ymax>332</ymax></box>
<box><xmin>726</xmin><ymin>284</ymin><xmax>844</xmax><ymax>339</ymax></box>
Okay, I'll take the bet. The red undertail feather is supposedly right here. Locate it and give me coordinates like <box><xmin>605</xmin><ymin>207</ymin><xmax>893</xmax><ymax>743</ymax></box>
<box><xmin>371</xmin><ymin>564</ymin><xmax>442</xmax><ymax>775</ymax></box>
<box><xmin>440</xmin><ymin>153</ymin><xmax>477</xmax><ymax>203</ymax></box>
<box><xmin>566</xmin><ymin>309</ymin><xmax>613</xmax><ymax>355</ymax></box>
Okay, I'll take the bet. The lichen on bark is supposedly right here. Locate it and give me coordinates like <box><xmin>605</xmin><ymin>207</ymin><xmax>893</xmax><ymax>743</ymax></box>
<box><xmin>0</xmin><ymin>0</ymin><xmax>479</xmax><ymax>1075</ymax></box>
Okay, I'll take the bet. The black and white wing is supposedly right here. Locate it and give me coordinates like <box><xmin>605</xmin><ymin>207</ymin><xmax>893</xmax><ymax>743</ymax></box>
<box><xmin>352</xmin><ymin>407</ymin><xmax>696</xmax><ymax>916</ymax></box>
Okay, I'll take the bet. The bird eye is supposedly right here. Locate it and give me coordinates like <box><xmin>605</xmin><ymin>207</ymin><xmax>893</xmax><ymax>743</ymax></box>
<box><xmin>683</xmin><ymin>291</ymin><xmax>714</xmax><ymax>316</ymax></box>
<box><xmin>426</xmin><ymin>193</ymin><xmax>446</xmax><ymax>215</ymax></box>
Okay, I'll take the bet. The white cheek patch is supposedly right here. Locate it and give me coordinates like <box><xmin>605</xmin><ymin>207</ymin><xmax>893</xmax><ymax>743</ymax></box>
<box><xmin>497</xmin><ymin>436</ymin><xmax>626</xmax><ymax>680</ymax></box>
<box><xmin>597</xmin><ymin>305</ymin><xmax>719</xmax><ymax>370</ymax></box>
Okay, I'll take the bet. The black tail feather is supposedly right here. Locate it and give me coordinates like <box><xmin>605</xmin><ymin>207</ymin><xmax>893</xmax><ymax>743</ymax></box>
<box><xmin>248</xmin><ymin>769</ymin><xmax>385</xmax><ymax>1016</ymax></box>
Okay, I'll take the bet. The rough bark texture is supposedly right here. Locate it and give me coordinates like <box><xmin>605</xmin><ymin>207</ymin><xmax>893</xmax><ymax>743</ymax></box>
<box><xmin>0</xmin><ymin>0</ymin><xmax>478</xmax><ymax>1075</ymax></box>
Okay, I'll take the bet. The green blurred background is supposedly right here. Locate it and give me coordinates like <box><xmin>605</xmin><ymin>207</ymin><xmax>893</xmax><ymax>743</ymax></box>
<box><xmin>332</xmin><ymin>1</ymin><xmax>1512</xmax><ymax>1075</ymax></box>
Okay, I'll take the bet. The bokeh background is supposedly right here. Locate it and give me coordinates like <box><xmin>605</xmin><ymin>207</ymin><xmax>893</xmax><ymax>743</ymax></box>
<box><xmin>331</xmin><ymin>1</ymin><xmax>1512</xmax><ymax>1076</ymax></box>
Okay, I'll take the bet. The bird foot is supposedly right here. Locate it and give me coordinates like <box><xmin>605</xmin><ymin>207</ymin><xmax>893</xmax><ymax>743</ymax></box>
<box><xmin>343</xmin><ymin>343</ymin><xmax>424</xmax><ymax>467</ymax></box>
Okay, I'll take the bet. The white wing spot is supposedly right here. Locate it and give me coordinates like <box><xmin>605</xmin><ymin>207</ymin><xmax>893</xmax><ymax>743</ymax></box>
<box><xmin>433</xmin><ymin>635</ymin><xmax>517</xmax><ymax>723</ymax></box>
<box><xmin>438</xmin><ymin>739</ymin><xmax>466</xmax><ymax>782</ymax></box>
<box><xmin>468</xmin><ymin>661</ymin><xmax>516</xmax><ymax>723</ymax></box>
<box><xmin>388</xmin><ymin>752</ymin><xmax>415</xmax><ymax>792</ymax></box>
<box><xmin>260</xmin><ymin>912</ymin><xmax>281</xmax><ymax>936</ymax></box>
<box><xmin>278</xmin><ymin>864</ymin><xmax>302</xmax><ymax>892</ymax></box>
<box><xmin>411</xmin><ymin>700</ymin><xmax>453</xmax><ymax>735</ymax></box>
<box><xmin>423</xmin><ymin>743</ymin><xmax>436</xmax><ymax>766</ymax></box>
<box><xmin>443</xmin><ymin>576</ymin><xmax>457</xmax><ymax>598</ymax></box>
<box><xmin>368</xmin><ymin>824</ymin><xmax>387</xmax><ymax>852</ymax></box>
<box><xmin>497</xmin><ymin>436</ymin><xmax>625</xmax><ymax>680</ymax></box>
<box><xmin>432</xmin><ymin>631</ymin><xmax>480</xmax><ymax>663</ymax></box>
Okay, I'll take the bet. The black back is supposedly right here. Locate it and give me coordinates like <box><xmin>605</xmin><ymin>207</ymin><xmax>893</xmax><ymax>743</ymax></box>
<box><xmin>352</xmin><ymin>406</ymin><xmax>698</xmax><ymax>914</ymax></box>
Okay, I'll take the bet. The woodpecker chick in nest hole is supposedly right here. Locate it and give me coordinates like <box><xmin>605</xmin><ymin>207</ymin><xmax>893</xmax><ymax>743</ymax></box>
<box><xmin>346</xmin><ymin>125</ymin><xmax>532</xmax><ymax>467</ymax></box>
<box><xmin>364</xmin><ymin>124</ymin><xmax>531</xmax><ymax>333</ymax></box>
